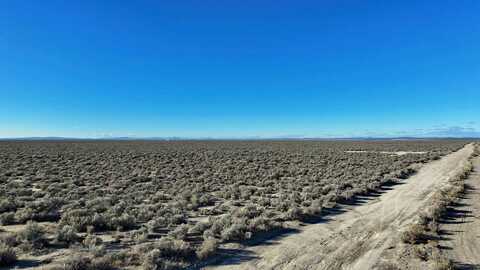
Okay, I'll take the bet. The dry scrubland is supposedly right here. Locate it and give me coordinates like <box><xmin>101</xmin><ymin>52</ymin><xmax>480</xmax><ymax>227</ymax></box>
<box><xmin>0</xmin><ymin>140</ymin><xmax>471</xmax><ymax>269</ymax></box>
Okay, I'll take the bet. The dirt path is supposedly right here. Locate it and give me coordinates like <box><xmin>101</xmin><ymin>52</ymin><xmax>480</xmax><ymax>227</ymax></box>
<box><xmin>204</xmin><ymin>144</ymin><xmax>474</xmax><ymax>270</ymax></box>
<box><xmin>440</xmin><ymin>156</ymin><xmax>480</xmax><ymax>269</ymax></box>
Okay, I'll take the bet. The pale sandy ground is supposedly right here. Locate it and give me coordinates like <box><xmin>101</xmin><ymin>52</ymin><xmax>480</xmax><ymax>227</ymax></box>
<box><xmin>440</xmin><ymin>156</ymin><xmax>480</xmax><ymax>269</ymax></box>
<box><xmin>345</xmin><ymin>151</ymin><xmax>427</xmax><ymax>156</ymax></box>
<box><xmin>203</xmin><ymin>144</ymin><xmax>474</xmax><ymax>270</ymax></box>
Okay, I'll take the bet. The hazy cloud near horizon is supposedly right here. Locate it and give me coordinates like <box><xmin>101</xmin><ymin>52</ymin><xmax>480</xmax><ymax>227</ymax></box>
<box><xmin>2</xmin><ymin>125</ymin><xmax>479</xmax><ymax>140</ymax></box>
<box><xmin>390</xmin><ymin>126</ymin><xmax>480</xmax><ymax>138</ymax></box>
<box><xmin>422</xmin><ymin>126</ymin><xmax>480</xmax><ymax>138</ymax></box>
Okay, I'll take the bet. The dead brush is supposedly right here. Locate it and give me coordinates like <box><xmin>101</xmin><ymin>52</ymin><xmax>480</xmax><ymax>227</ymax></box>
<box><xmin>401</xmin><ymin>223</ymin><xmax>428</xmax><ymax>244</ymax></box>
<box><xmin>431</xmin><ymin>248</ymin><xmax>455</xmax><ymax>270</ymax></box>
<box><xmin>412</xmin><ymin>241</ymin><xmax>437</xmax><ymax>261</ymax></box>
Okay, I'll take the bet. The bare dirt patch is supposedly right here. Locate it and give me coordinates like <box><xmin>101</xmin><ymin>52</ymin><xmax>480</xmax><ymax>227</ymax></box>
<box><xmin>345</xmin><ymin>150</ymin><xmax>427</xmax><ymax>156</ymax></box>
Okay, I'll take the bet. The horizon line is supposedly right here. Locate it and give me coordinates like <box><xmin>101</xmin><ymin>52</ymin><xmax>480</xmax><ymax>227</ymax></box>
<box><xmin>0</xmin><ymin>136</ymin><xmax>478</xmax><ymax>141</ymax></box>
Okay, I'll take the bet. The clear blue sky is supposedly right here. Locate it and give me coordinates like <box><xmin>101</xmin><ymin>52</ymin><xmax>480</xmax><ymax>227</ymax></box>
<box><xmin>2</xmin><ymin>1</ymin><xmax>479</xmax><ymax>138</ymax></box>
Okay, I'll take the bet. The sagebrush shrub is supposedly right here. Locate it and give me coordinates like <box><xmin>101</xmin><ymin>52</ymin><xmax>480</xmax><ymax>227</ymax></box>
<box><xmin>248</xmin><ymin>216</ymin><xmax>277</xmax><ymax>232</ymax></box>
<box><xmin>109</xmin><ymin>213</ymin><xmax>136</xmax><ymax>231</ymax></box>
<box><xmin>17</xmin><ymin>221</ymin><xmax>46</xmax><ymax>249</ymax></box>
<box><xmin>56</xmin><ymin>254</ymin><xmax>116</xmax><ymax>270</ymax></box>
<box><xmin>168</xmin><ymin>224</ymin><xmax>189</xmax><ymax>240</ymax></box>
<box><xmin>131</xmin><ymin>228</ymin><xmax>149</xmax><ymax>244</ymax></box>
<box><xmin>188</xmin><ymin>221</ymin><xmax>211</xmax><ymax>235</ymax></box>
<box><xmin>14</xmin><ymin>207</ymin><xmax>35</xmax><ymax>224</ymax></box>
<box><xmin>83</xmin><ymin>234</ymin><xmax>103</xmax><ymax>249</ymax></box>
<box><xmin>401</xmin><ymin>224</ymin><xmax>426</xmax><ymax>244</ymax></box>
<box><xmin>0</xmin><ymin>233</ymin><xmax>17</xmax><ymax>247</ymax></box>
<box><xmin>142</xmin><ymin>249</ymin><xmax>185</xmax><ymax>270</ymax></box>
<box><xmin>0</xmin><ymin>199</ymin><xmax>16</xmax><ymax>214</ymax></box>
<box><xmin>284</xmin><ymin>205</ymin><xmax>303</xmax><ymax>221</ymax></box>
<box><xmin>156</xmin><ymin>238</ymin><xmax>194</xmax><ymax>259</ymax></box>
<box><xmin>0</xmin><ymin>244</ymin><xmax>17</xmax><ymax>267</ymax></box>
<box><xmin>90</xmin><ymin>257</ymin><xmax>116</xmax><ymax>270</ymax></box>
<box><xmin>142</xmin><ymin>249</ymin><xmax>162</xmax><ymax>270</ymax></box>
<box><xmin>432</xmin><ymin>250</ymin><xmax>455</xmax><ymax>270</ymax></box>
<box><xmin>60</xmin><ymin>209</ymin><xmax>96</xmax><ymax>232</ymax></box>
<box><xmin>221</xmin><ymin>220</ymin><xmax>248</xmax><ymax>241</ymax></box>
<box><xmin>55</xmin><ymin>225</ymin><xmax>79</xmax><ymax>245</ymax></box>
<box><xmin>61</xmin><ymin>255</ymin><xmax>92</xmax><ymax>270</ymax></box>
<box><xmin>196</xmin><ymin>238</ymin><xmax>218</xmax><ymax>260</ymax></box>
<box><xmin>0</xmin><ymin>212</ymin><xmax>15</xmax><ymax>225</ymax></box>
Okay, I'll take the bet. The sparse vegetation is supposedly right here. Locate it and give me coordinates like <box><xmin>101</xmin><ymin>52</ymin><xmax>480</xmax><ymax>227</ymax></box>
<box><xmin>401</xmin><ymin>224</ymin><xmax>427</xmax><ymax>244</ymax></box>
<box><xmin>0</xmin><ymin>140</ymin><xmax>471</xmax><ymax>268</ymax></box>
<box><xmin>16</xmin><ymin>221</ymin><xmax>46</xmax><ymax>250</ymax></box>
<box><xmin>55</xmin><ymin>225</ymin><xmax>79</xmax><ymax>245</ymax></box>
<box><xmin>196</xmin><ymin>237</ymin><xmax>219</xmax><ymax>260</ymax></box>
<box><xmin>55</xmin><ymin>255</ymin><xmax>116</xmax><ymax>270</ymax></box>
<box><xmin>400</xmin><ymin>143</ymin><xmax>478</xmax><ymax>269</ymax></box>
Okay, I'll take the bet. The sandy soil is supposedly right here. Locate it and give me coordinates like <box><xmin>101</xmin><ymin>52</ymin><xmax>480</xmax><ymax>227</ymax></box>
<box><xmin>204</xmin><ymin>144</ymin><xmax>474</xmax><ymax>270</ymax></box>
<box><xmin>345</xmin><ymin>151</ymin><xmax>427</xmax><ymax>156</ymax></box>
<box><xmin>440</xmin><ymin>156</ymin><xmax>480</xmax><ymax>269</ymax></box>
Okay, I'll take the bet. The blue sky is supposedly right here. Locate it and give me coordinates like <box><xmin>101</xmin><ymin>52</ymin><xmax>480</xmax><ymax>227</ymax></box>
<box><xmin>1</xmin><ymin>1</ymin><xmax>479</xmax><ymax>138</ymax></box>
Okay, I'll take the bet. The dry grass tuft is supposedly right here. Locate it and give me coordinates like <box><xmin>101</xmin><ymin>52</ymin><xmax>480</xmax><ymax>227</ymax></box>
<box><xmin>401</xmin><ymin>224</ymin><xmax>427</xmax><ymax>244</ymax></box>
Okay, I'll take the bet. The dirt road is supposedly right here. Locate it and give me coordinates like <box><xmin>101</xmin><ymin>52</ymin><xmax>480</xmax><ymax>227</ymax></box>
<box><xmin>204</xmin><ymin>144</ymin><xmax>474</xmax><ymax>270</ymax></box>
<box><xmin>440</xmin><ymin>156</ymin><xmax>480</xmax><ymax>269</ymax></box>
